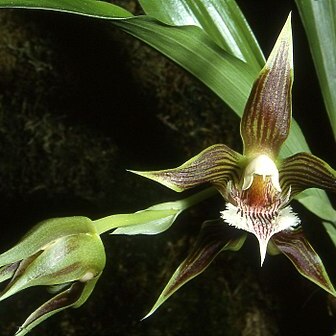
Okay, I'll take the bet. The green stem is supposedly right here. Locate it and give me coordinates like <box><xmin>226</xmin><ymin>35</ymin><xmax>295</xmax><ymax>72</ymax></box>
<box><xmin>93</xmin><ymin>187</ymin><xmax>217</xmax><ymax>235</ymax></box>
<box><xmin>175</xmin><ymin>187</ymin><xmax>217</xmax><ymax>208</ymax></box>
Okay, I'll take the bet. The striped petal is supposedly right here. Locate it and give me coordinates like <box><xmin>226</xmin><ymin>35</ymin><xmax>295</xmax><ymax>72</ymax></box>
<box><xmin>279</xmin><ymin>152</ymin><xmax>336</xmax><ymax>198</ymax></box>
<box><xmin>15</xmin><ymin>278</ymin><xmax>98</xmax><ymax>336</ymax></box>
<box><xmin>143</xmin><ymin>220</ymin><xmax>246</xmax><ymax>318</ymax></box>
<box><xmin>271</xmin><ymin>227</ymin><xmax>336</xmax><ymax>296</ymax></box>
<box><xmin>129</xmin><ymin>144</ymin><xmax>242</xmax><ymax>192</ymax></box>
<box><xmin>241</xmin><ymin>14</ymin><xmax>293</xmax><ymax>158</ymax></box>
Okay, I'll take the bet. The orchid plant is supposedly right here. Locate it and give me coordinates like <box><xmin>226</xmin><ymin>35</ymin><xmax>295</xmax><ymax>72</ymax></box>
<box><xmin>129</xmin><ymin>15</ymin><xmax>336</xmax><ymax>316</ymax></box>
<box><xmin>0</xmin><ymin>0</ymin><xmax>335</xmax><ymax>335</ymax></box>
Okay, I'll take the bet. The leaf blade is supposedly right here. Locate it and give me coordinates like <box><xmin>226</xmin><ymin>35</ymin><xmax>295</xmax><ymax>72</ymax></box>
<box><xmin>295</xmin><ymin>0</ymin><xmax>336</xmax><ymax>140</ymax></box>
<box><xmin>0</xmin><ymin>0</ymin><xmax>133</xmax><ymax>18</ymax></box>
<box><xmin>139</xmin><ymin>0</ymin><xmax>265</xmax><ymax>69</ymax></box>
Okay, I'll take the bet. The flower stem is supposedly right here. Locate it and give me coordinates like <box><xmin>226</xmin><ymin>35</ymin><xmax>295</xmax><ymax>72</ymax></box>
<box><xmin>93</xmin><ymin>187</ymin><xmax>217</xmax><ymax>235</ymax></box>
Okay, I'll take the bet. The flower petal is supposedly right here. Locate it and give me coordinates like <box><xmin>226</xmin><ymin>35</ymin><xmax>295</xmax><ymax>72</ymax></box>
<box><xmin>15</xmin><ymin>277</ymin><xmax>99</xmax><ymax>336</ymax></box>
<box><xmin>0</xmin><ymin>261</ymin><xmax>20</xmax><ymax>283</ymax></box>
<box><xmin>241</xmin><ymin>13</ymin><xmax>293</xmax><ymax>157</ymax></box>
<box><xmin>221</xmin><ymin>202</ymin><xmax>300</xmax><ymax>266</ymax></box>
<box><xmin>271</xmin><ymin>227</ymin><xmax>336</xmax><ymax>296</ymax></box>
<box><xmin>129</xmin><ymin>144</ymin><xmax>242</xmax><ymax>192</ymax></box>
<box><xmin>279</xmin><ymin>152</ymin><xmax>336</xmax><ymax>198</ymax></box>
<box><xmin>143</xmin><ymin>220</ymin><xmax>246</xmax><ymax>318</ymax></box>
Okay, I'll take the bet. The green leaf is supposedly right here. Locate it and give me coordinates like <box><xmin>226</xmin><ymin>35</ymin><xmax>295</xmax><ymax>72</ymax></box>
<box><xmin>295</xmin><ymin>189</ymin><xmax>336</xmax><ymax>222</ymax></box>
<box><xmin>0</xmin><ymin>0</ymin><xmax>333</xmax><ymax>221</ymax></box>
<box><xmin>130</xmin><ymin>144</ymin><xmax>242</xmax><ymax>192</ymax></box>
<box><xmin>0</xmin><ymin>0</ymin><xmax>258</xmax><ymax>117</ymax></box>
<box><xmin>323</xmin><ymin>221</ymin><xmax>336</xmax><ymax>248</ymax></box>
<box><xmin>144</xmin><ymin>220</ymin><xmax>246</xmax><ymax>318</ymax></box>
<box><xmin>272</xmin><ymin>227</ymin><xmax>336</xmax><ymax>296</ymax></box>
<box><xmin>139</xmin><ymin>0</ymin><xmax>265</xmax><ymax>69</ymax></box>
<box><xmin>0</xmin><ymin>0</ymin><xmax>133</xmax><ymax>18</ymax></box>
<box><xmin>94</xmin><ymin>187</ymin><xmax>217</xmax><ymax>235</ymax></box>
<box><xmin>295</xmin><ymin>0</ymin><xmax>336</xmax><ymax>140</ymax></box>
<box><xmin>116</xmin><ymin>17</ymin><xmax>257</xmax><ymax>116</ymax></box>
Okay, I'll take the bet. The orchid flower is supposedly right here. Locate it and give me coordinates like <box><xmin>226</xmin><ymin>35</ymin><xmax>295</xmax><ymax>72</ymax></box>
<box><xmin>130</xmin><ymin>14</ymin><xmax>336</xmax><ymax>316</ymax></box>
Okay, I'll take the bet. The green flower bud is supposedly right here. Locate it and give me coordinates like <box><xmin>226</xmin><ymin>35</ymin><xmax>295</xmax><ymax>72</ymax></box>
<box><xmin>0</xmin><ymin>216</ymin><xmax>106</xmax><ymax>335</ymax></box>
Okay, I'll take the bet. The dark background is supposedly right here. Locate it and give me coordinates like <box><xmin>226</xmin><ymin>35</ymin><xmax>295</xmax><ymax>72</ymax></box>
<box><xmin>0</xmin><ymin>0</ymin><xmax>335</xmax><ymax>335</ymax></box>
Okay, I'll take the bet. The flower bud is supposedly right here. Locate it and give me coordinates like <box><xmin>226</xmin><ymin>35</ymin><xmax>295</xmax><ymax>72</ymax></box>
<box><xmin>0</xmin><ymin>216</ymin><xmax>106</xmax><ymax>335</ymax></box>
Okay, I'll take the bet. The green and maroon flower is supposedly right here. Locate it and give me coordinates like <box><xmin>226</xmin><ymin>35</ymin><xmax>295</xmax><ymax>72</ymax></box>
<box><xmin>131</xmin><ymin>14</ymin><xmax>336</xmax><ymax>316</ymax></box>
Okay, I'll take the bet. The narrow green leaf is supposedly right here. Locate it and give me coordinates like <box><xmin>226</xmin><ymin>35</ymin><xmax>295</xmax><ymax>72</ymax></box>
<box><xmin>0</xmin><ymin>0</ymin><xmax>133</xmax><ymax>18</ymax></box>
<box><xmin>115</xmin><ymin>17</ymin><xmax>257</xmax><ymax>115</ymax></box>
<box><xmin>129</xmin><ymin>144</ymin><xmax>242</xmax><ymax>192</ymax></box>
<box><xmin>241</xmin><ymin>14</ymin><xmax>293</xmax><ymax>158</ymax></box>
<box><xmin>295</xmin><ymin>0</ymin><xmax>336</xmax><ymax>140</ymax></box>
<box><xmin>139</xmin><ymin>0</ymin><xmax>265</xmax><ymax>69</ymax></box>
<box><xmin>272</xmin><ymin>227</ymin><xmax>336</xmax><ymax>296</ymax></box>
<box><xmin>144</xmin><ymin>220</ymin><xmax>246</xmax><ymax>318</ymax></box>
<box><xmin>297</xmin><ymin>189</ymin><xmax>336</xmax><ymax>222</ymax></box>
<box><xmin>323</xmin><ymin>222</ymin><xmax>336</xmax><ymax>248</ymax></box>
<box><xmin>0</xmin><ymin>0</ymin><xmax>257</xmax><ymax>118</ymax></box>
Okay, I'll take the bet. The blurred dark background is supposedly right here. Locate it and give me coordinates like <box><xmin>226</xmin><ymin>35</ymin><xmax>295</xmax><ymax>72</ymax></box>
<box><xmin>0</xmin><ymin>0</ymin><xmax>335</xmax><ymax>335</ymax></box>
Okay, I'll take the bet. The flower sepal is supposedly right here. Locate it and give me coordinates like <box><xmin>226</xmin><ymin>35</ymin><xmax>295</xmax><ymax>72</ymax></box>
<box><xmin>129</xmin><ymin>144</ymin><xmax>242</xmax><ymax>194</ymax></box>
<box><xmin>271</xmin><ymin>227</ymin><xmax>336</xmax><ymax>296</ymax></box>
<box><xmin>143</xmin><ymin>220</ymin><xmax>246</xmax><ymax>318</ymax></box>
